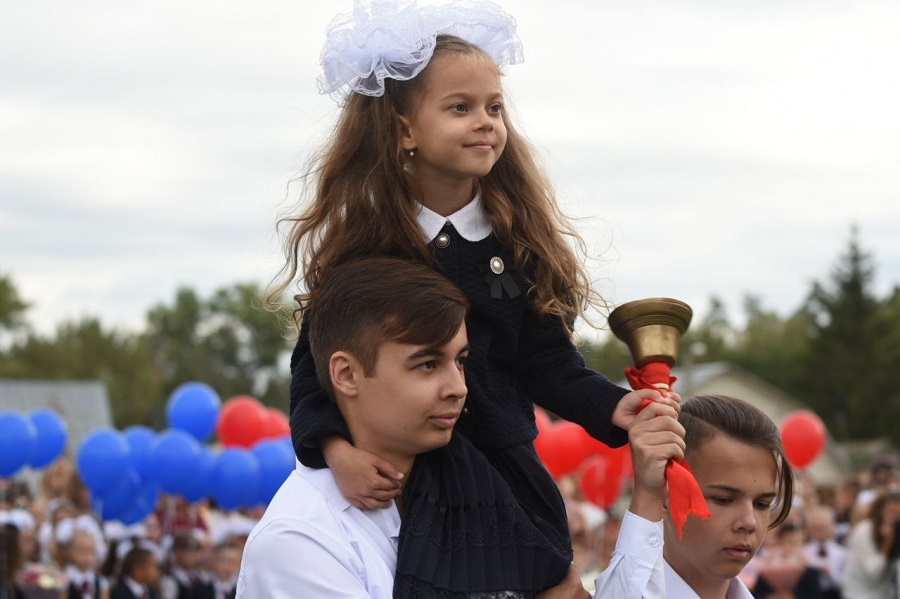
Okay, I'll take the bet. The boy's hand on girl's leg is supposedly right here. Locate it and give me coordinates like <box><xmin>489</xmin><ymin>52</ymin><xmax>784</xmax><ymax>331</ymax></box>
<box><xmin>322</xmin><ymin>436</ymin><xmax>403</xmax><ymax>510</ymax></box>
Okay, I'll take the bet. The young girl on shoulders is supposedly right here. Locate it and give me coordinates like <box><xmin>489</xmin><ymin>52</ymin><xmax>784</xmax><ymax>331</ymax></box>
<box><xmin>269</xmin><ymin>1</ymin><xmax>675</xmax><ymax>596</ymax></box>
<box><xmin>595</xmin><ymin>395</ymin><xmax>795</xmax><ymax>599</ymax></box>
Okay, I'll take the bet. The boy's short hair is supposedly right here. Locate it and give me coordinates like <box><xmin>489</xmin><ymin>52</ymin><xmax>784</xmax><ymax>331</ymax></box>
<box><xmin>120</xmin><ymin>546</ymin><xmax>155</xmax><ymax>576</ymax></box>
<box><xmin>308</xmin><ymin>256</ymin><xmax>469</xmax><ymax>398</ymax></box>
<box><xmin>171</xmin><ymin>531</ymin><xmax>201</xmax><ymax>552</ymax></box>
<box><xmin>680</xmin><ymin>395</ymin><xmax>795</xmax><ymax>529</ymax></box>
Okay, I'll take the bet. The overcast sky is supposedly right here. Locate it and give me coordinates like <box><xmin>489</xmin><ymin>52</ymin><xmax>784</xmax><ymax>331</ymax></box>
<box><xmin>3</xmin><ymin>0</ymin><xmax>899</xmax><ymax>338</ymax></box>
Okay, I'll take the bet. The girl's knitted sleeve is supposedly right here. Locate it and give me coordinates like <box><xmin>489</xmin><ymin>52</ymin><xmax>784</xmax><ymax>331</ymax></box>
<box><xmin>512</xmin><ymin>306</ymin><xmax>630</xmax><ymax>447</ymax></box>
<box><xmin>288</xmin><ymin>314</ymin><xmax>351</xmax><ymax>468</ymax></box>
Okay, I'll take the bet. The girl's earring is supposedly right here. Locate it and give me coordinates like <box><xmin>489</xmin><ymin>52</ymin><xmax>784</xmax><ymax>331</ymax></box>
<box><xmin>409</xmin><ymin>149</ymin><xmax>416</xmax><ymax>157</ymax></box>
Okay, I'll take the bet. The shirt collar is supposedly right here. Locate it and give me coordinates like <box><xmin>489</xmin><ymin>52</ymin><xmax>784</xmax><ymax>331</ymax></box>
<box><xmin>416</xmin><ymin>192</ymin><xmax>492</xmax><ymax>242</ymax></box>
<box><xmin>664</xmin><ymin>561</ymin><xmax>754</xmax><ymax>599</ymax></box>
<box><xmin>64</xmin><ymin>566</ymin><xmax>89</xmax><ymax>585</ymax></box>
<box><xmin>124</xmin><ymin>577</ymin><xmax>146</xmax><ymax>597</ymax></box>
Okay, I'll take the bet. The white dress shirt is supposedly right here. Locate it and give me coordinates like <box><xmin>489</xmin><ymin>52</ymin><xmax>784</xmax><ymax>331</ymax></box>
<box><xmin>235</xmin><ymin>464</ymin><xmax>401</xmax><ymax>599</ymax></box>
<box><xmin>664</xmin><ymin>565</ymin><xmax>754</xmax><ymax>599</ymax></box>
<box><xmin>416</xmin><ymin>193</ymin><xmax>492</xmax><ymax>242</ymax></box>
<box><xmin>593</xmin><ymin>511</ymin><xmax>754</xmax><ymax>599</ymax></box>
<box><xmin>64</xmin><ymin>566</ymin><xmax>107</xmax><ymax>598</ymax></box>
<box><xmin>593</xmin><ymin>511</ymin><xmax>666</xmax><ymax>599</ymax></box>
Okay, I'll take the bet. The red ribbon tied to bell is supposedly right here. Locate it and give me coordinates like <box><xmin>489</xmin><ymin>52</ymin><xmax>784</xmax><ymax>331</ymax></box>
<box><xmin>610</xmin><ymin>299</ymin><xmax>711</xmax><ymax>538</ymax></box>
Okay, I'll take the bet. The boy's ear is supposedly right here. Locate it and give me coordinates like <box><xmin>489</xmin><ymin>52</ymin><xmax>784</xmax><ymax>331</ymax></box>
<box><xmin>397</xmin><ymin>115</ymin><xmax>416</xmax><ymax>151</ymax></box>
<box><xmin>330</xmin><ymin>351</ymin><xmax>361</xmax><ymax>398</ymax></box>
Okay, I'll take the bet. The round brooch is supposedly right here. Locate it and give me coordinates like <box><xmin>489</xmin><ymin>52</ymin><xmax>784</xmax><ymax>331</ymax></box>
<box><xmin>489</xmin><ymin>256</ymin><xmax>505</xmax><ymax>275</ymax></box>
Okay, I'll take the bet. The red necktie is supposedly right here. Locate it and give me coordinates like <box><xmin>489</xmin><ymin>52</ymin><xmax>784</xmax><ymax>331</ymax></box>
<box><xmin>80</xmin><ymin>580</ymin><xmax>92</xmax><ymax>596</ymax></box>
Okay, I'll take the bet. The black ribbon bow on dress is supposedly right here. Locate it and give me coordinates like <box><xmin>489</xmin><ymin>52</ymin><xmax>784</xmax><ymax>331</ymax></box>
<box><xmin>481</xmin><ymin>256</ymin><xmax>521</xmax><ymax>300</ymax></box>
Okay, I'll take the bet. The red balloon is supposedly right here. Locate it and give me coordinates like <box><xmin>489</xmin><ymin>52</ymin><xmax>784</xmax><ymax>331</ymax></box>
<box><xmin>261</xmin><ymin>408</ymin><xmax>290</xmax><ymax>440</ymax></box>
<box><xmin>579</xmin><ymin>455</ymin><xmax>624</xmax><ymax>509</ymax></box>
<box><xmin>534</xmin><ymin>420</ymin><xmax>563</xmax><ymax>477</ymax></box>
<box><xmin>534</xmin><ymin>407</ymin><xmax>551</xmax><ymax>435</ymax></box>
<box><xmin>217</xmin><ymin>396</ymin><xmax>267</xmax><ymax>448</ymax></box>
<box><xmin>535</xmin><ymin>420</ymin><xmax>594</xmax><ymax>479</ymax></box>
<box><xmin>780</xmin><ymin>410</ymin><xmax>826</xmax><ymax>469</ymax></box>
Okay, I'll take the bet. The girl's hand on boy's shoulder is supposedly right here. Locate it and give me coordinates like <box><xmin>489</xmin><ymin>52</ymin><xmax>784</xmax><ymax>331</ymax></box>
<box><xmin>322</xmin><ymin>436</ymin><xmax>403</xmax><ymax>510</ymax></box>
<box><xmin>611</xmin><ymin>389</ymin><xmax>681</xmax><ymax>431</ymax></box>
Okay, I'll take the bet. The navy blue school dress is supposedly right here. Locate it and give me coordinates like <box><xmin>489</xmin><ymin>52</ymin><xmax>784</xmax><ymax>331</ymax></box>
<box><xmin>290</xmin><ymin>219</ymin><xmax>629</xmax><ymax>598</ymax></box>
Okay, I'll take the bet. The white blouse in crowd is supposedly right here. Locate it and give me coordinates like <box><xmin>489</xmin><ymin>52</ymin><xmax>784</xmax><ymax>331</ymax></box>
<box><xmin>841</xmin><ymin>519</ymin><xmax>897</xmax><ymax>599</ymax></box>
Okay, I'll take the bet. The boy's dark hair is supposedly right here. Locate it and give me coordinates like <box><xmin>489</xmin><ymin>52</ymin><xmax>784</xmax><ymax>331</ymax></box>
<box><xmin>307</xmin><ymin>256</ymin><xmax>469</xmax><ymax>398</ymax></box>
<box><xmin>171</xmin><ymin>531</ymin><xmax>201</xmax><ymax>552</ymax></box>
<box><xmin>119</xmin><ymin>546</ymin><xmax>154</xmax><ymax>579</ymax></box>
<box><xmin>680</xmin><ymin>395</ymin><xmax>795</xmax><ymax>529</ymax></box>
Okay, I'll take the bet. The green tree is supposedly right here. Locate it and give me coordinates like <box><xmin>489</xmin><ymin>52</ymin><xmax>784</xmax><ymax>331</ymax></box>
<box><xmin>144</xmin><ymin>283</ymin><xmax>294</xmax><ymax>410</ymax></box>
<box><xmin>724</xmin><ymin>295</ymin><xmax>810</xmax><ymax>393</ymax></box>
<box><xmin>680</xmin><ymin>296</ymin><xmax>733</xmax><ymax>362</ymax></box>
<box><xmin>0</xmin><ymin>318</ymin><xmax>163</xmax><ymax>426</ymax></box>
<box><xmin>795</xmin><ymin>229</ymin><xmax>893</xmax><ymax>441</ymax></box>
<box><xmin>0</xmin><ymin>275</ymin><xmax>28</xmax><ymax>329</ymax></box>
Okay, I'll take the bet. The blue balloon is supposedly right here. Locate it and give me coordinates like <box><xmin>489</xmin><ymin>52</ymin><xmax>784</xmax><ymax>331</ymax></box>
<box><xmin>124</xmin><ymin>426</ymin><xmax>157</xmax><ymax>482</ymax></box>
<box><xmin>76</xmin><ymin>429</ymin><xmax>130</xmax><ymax>496</ymax></box>
<box><xmin>180</xmin><ymin>447</ymin><xmax>215</xmax><ymax>503</ymax></box>
<box><xmin>251</xmin><ymin>439</ymin><xmax>295</xmax><ymax>505</ymax></box>
<box><xmin>94</xmin><ymin>469</ymin><xmax>141</xmax><ymax>521</ymax></box>
<box><xmin>28</xmin><ymin>409</ymin><xmax>68</xmax><ymax>469</ymax></box>
<box><xmin>149</xmin><ymin>429</ymin><xmax>202</xmax><ymax>495</ymax></box>
<box><xmin>211</xmin><ymin>449</ymin><xmax>260</xmax><ymax>510</ymax></box>
<box><xmin>112</xmin><ymin>481</ymin><xmax>159</xmax><ymax>526</ymax></box>
<box><xmin>0</xmin><ymin>411</ymin><xmax>37</xmax><ymax>477</ymax></box>
<box><xmin>166</xmin><ymin>382</ymin><xmax>221</xmax><ymax>442</ymax></box>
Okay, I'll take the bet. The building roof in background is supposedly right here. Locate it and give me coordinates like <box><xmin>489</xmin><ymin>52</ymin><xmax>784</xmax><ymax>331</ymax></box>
<box><xmin>0</xmin><ymin>379</ymin><xmax>114</xmax><ymax>457</ymax></box>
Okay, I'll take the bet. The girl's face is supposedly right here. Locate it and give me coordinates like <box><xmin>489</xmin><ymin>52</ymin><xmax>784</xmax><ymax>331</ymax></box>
<box><xmin>399</xmin><ymin>53</ymin><xmax>507</xmax><ymax>205</ymax></box>
<box><xmin>664</xmin><ymin>434</ymin><xmax>778</xmax><ymax>597</ymax></box>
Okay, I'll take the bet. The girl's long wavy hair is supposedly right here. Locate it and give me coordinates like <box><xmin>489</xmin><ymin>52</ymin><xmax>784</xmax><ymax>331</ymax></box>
<box><xmin>269</xmin><ymin>35</ymin><xmax>603</xmax><ymax>332</ymax></box>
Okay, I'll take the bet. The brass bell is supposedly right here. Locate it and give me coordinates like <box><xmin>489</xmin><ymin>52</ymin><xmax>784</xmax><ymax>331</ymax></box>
<box><xmin>608</xmin><ymin>298</ymin><xmax>693</xmax><ymax>369</ymax></box>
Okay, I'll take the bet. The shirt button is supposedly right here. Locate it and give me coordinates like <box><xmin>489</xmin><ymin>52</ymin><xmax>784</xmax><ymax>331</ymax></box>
<box><xmin>649</xmin><ymin>537</ymin><xmax>660</xmax><ymax>547</ymax></box>
<box><xmin>435</xmin><ymin>233</ymin><xmax>450</xmax><ymax>248</ymax></box>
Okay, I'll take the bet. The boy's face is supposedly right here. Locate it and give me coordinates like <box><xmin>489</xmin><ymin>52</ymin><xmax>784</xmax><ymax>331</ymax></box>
<box><xmin>174</xmin><ymin>546</ymin><xmax>202</xmax><ymax>570</ymax></box>
<box><xmin>664</xmin><ymin>434</ymin><xmax>778</xmax><ymax>594</ymax></box>
<box><xmin>344</xmin><ymin>323</ymin><xmax>469</xmax><ymax>463</ymax></box>
<box><xmin>68</xmin><ymin>533</ymin><xmax>97</xmax><ymax>571</ymax></box>
<box><xmin>135</xmin><ymin>558</ymin><xmax>161</xmax><ymax>586</ymax></box>
<box><xmin>213</xmin><ymin>547</ymin><xmax>242</xmax><ymax>582</ymax></box>
<box><xmin>805</xmin><ymin>511</ymin><xmax>834</xmax><ymax>542</ymax></box>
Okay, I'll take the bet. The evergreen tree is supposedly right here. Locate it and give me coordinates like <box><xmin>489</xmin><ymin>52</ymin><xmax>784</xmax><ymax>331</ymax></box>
<box><xmin>796</xmin><ymin>228</ymin><xmax>892</xmax><ymax>441</ymax></box>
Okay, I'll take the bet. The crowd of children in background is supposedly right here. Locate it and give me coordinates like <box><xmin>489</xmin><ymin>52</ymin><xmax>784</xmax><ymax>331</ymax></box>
<box><xmin>3</xmin><ymin>451</ymin><xmax>900</xmax><ymax>598</ymax></box>
<box><xmin>1</xmin><ymin>457</ymin><xmax>250</xmax><ymax>599</ymax></box>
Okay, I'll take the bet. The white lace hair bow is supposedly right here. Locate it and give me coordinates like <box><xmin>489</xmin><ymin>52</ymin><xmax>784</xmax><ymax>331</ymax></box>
<box><xmin>318</xmin><ymin>0</ymin><xmax>524</xmax><ymax>100</ymax></box>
